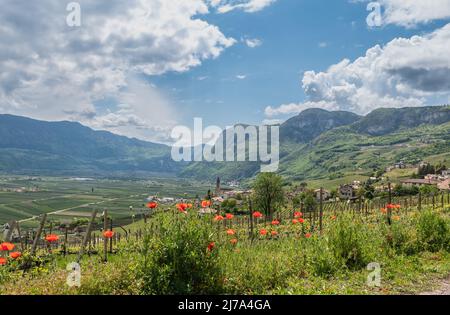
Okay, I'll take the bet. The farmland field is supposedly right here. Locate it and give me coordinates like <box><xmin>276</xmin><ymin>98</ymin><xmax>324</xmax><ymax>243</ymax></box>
<box><xmin>0</xmin><ymin>175</ymin><xmax>212</xmax><ymax>228</ymax></box>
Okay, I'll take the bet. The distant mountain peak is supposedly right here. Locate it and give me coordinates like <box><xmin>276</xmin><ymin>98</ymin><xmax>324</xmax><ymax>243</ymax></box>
<box><xmin>280</xmin><ymin>108</ymin><xmax>361</xmax><ymax>143</ymax></box>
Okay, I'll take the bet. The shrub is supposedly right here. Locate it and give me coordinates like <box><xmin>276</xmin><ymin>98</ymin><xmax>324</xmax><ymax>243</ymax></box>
<box><xmin>382</xmin><ymin>219</ymin><xmax>419</xmax><ymax>256</ymax></box>
<box><xmin>327</xmin><ymin>214</ymin><xmax>372</xmax><ymax>270</ymax></box>
<box><xmin>416</xmin><ymin>210</ymin><xmax>449</xmax><ymax>252</ymax></box>
<box><xmin>137</xmin><ymin>212</ymin><xmax>223</xmax><ymax>294</ymax></box>
<box><xmin>309</xmin><ymin>238</ymin><xmax>339</xmax><ymax>278</ymax></box>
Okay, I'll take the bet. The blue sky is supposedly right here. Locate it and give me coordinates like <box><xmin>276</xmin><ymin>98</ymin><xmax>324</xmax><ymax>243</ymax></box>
<box><xmin>1</xmin><ymin>0</ymin><xmax>450</xmax><ymax>143</ymax></box>
<box><xmin>147</xmin><ymin>0</ymin><xmax>450</xmax><ymax>128</ymax></box>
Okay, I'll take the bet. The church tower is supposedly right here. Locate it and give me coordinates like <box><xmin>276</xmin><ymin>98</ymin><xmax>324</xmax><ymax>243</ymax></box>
<box><xmin>215</xmin><ymin>177</ymin><xmax>221</xmax><ymax>196</ymax></box>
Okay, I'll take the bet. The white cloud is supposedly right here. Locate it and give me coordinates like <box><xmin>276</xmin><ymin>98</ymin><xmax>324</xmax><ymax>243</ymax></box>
<box><xmin>262</xmin><ymin>118</ymin><xmax>284</xmax><ymax>125</ymax></box>
<box><xmin>0</xmin><ymin>0</ymin><xmax>236</xmax><ymax>143</ymax></box>
<box><xmin>236</xmin><ymin>74</ymin><xmax>247</xmax><ymax>80</ymax></box>
<box><xmin>318</xmin><ymin>42</ymin><xmax>328</xmax><ymax>48</ymax></box>
<box><xmin>244</xmin><ymin>38</ymin><xmax>263</xmax><ymax>48</ymax></box>
<box><xmin>266</xmin><ymin>23</ymin><xmax>450</xmax><ymax>117</ymax></box>
<box><xmin>210</xmin><ymin>0</ymin><xmax>276</xmax><ymax>13</ymax></box>
<box><xmin>356</xmin><ymin>0</ymin><xmax>450</xmax><ymax>27</ymax></box>
<box><xmin>89</xmin><ymin>77</ymin><xmax>179</xmax><ymax>143</ymax></box>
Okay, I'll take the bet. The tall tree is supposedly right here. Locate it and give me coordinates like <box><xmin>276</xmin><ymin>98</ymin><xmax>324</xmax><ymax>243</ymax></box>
<box><xmin>252</xmin><ymin>173</ymin><xmax>284</xmax><ymax>220</ymax></box>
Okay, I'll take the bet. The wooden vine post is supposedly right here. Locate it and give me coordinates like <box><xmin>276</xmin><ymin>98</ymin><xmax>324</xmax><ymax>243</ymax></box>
<box><xmin>109</xmin><ymin>218</ymin><xmax>113</xmax><ymax>254</ymax></box>
<box><xmin>319</xmin><ymin>187</ymin><xmax>323</xmax><ymax>234</ymax></box>
<box><xmin>77</xmin><ymin>209</ymin><xmax>98</xmax><ymax>263</ymax></box>
<box><xmin>387</xmin><ymin>182</ymin><xmax>392</xmax><ymax>225</ymax></box>
<box><xmin>249</xmin><ymin>199</ymin><xmax>254</xmax><ymax>243</ymax></box>
<box><xmin>418</xmin><ymin>191</ymin><xmax>422</xmax><ymax>211</ymax></box>
<box><xmin>63</xmin><ymin>226</ymin><xmax>69</xmax><ymax>257</ymax></box>
<box><xmin>103</xmin><ymin>210</ymin><xmax>108</xmax><ymax>262</ymax></box>
<box><xmin>31</xmin><ymin>214</ymin><xmax>47</xmax><ymax>256</ymax></box>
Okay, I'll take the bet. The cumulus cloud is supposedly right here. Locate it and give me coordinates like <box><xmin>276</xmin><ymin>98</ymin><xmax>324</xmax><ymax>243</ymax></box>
<box><xmin>356</xmin><ymin>0</ymin><xmax>450</xmax><ymax>27</ymax></box>
<box><xmin>0</xmin><ymin>0</ymin><xmax>236</xmax><ymax>143</ymax></box>
<box><xmin>210</xmin><ymin>0</ymin><xmax>276</xmax><ymax>13</ymax></box>
<box><xmin>266</xmin><ymin>23</ymin><xmax>450</xmax><ymax>117</ymax></box>
<box><xmin>244</xmin><ymin>38</ymin><xmax>263</xmax><ymax>48</ymax></box>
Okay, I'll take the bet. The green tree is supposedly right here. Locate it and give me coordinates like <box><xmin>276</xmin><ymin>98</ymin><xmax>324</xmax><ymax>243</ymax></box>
<box><xmin>252</xmin><ymin>173</ymin><xmax>285</xmax><ymax>220</ymax></box>
<box><xmin>363</xmin><ymin>182</ymin><xmax>375</xmax><ymax>200</ymax></box>
<box><xmin>299</xmin><ymin>191</ymin><xmax>317</xmax><ymax>213</ymax></box>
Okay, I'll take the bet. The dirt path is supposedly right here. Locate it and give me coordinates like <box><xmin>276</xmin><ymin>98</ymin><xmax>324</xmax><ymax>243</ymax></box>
<box><xmin>419</xmin><ymin>276</ymin><xmax>450</xmax><ymax>295</ymax></box>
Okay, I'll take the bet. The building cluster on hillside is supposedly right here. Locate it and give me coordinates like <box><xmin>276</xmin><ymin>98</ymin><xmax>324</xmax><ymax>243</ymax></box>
<box><xmin>401</xmin><ymin>169</ymin><xmax>450</xmax><ymax>191</ymax></box>
<box><xmin>338</xmin><ymin>181</ymin><xmax>362</xmax><ymax>200</ymax></box>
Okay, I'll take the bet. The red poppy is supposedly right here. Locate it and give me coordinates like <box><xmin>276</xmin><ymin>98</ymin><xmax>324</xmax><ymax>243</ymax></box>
<box><xmin>0</xmin><ymin>242</ymin><xmax>15</xmax><ymax>251</ymax></box>
<box><xmin>260</xmin><ymin>229</ymin><xmax>268</xmax><ymax>236</ymax></box>
<box><xmin>252</xmin><ymin>211</ymin><xmax>263</xmax><ymax>218</ymax></box>
<box><xmin>271</xmin><ymin>230</ymin><xmax>278</xmax><ymax>236</ymax></box>
<box><xmin>271</xmin><ymin>220</ymin><xmax>280</xmax><ymax>226</ymax></box>
<box><xmin>381</xmin><ymin>208</ymin><xmax>387</xmax><ymax>214</ymax></box>
<box><xmin>226</xmin><ymin>229</ymin><xmax>235</xmax><ymax>236</ymax></box>
<box><xmin>298</xmin><ymin>218</ymin><xmax>305</xmax><ymax>224</ymax></box>
<box><xmin>207</xmin><ymin>242</ymin><xmax>215</xmax><ymax>252</ymax></box>
<box><xmin>176</xmin><ymin>203</ymin><xmax>188</xmax><ymax>213</ymax></box>
<box><xmin>225</xmin><ymin>213</ymin><xmax>234</xmax><ymax>220</ymax></box>
<box><xmin>0</xmin><ymin>257</ymin><xmax>7</xmax><ymax>266</ymax></box>
<box><xmin>9</xmin><ymin>252</ymin><xmax>21</xmax><ymax>260</ymax></box>
<box><xmin>395</xmin><ymin>204</ymin><xmax>401</xmax><ymax>209</ymax></box>
<box><xmin>230</xmin><ymin>238</ymin><xmax>238</xmax><ymax>245</ymax></box>
<box><xmin>201</xmin><ymin>200</ymin><xmax>211</xmax><ymax>208</ymax></box>
<box><xmin>214</xmin><ymin>215</ymin><xmax>224</xmax><ymax>222</ymax></box>
<box><xmin>187</xmin><ymin>203</ymin><xmax>193</xmax><ymax>209</ymax></box>
<box><xmin>146</xmin><ymin>202</ymin><xmax>158</xmax><ymax>209</ymax></box>
<box><xmin>305</xmin><ymin>233</ymin><xmax>312</xmax><ymax>239</ymax></box>
<box><xmin>386</xmin><ymin>204</ymin><xmax>395</xmax><ymax>209</ymax></box>
<box><xmin>45</xmin><ymin>234</ymin><xmax>59</xmax><ymax>243</ymax></box>
<box><xmin>103</xmin><ymin>230</ymin><xmax>114</xmax><ymax>239</ymax></box>
<box><xmin>292</xmin><ymin>219</ymin><xmax>299</xmax><ymax>225</ymax></box>
<box><xmin>294</xmin><ymin>211</ymin><xmax>303</xmax><ymax>218</ymax></box>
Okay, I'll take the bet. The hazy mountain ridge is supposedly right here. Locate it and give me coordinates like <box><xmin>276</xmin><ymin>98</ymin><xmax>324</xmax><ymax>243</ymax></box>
<box><xmin>0</xmin><ymin>105</ymin><xmax>449</xmax><ymax>180</ymax></box>
<box><xmin>0</xmin><ymin>114</ymin><xmax>182</xmax><ymax>176</ymax></box>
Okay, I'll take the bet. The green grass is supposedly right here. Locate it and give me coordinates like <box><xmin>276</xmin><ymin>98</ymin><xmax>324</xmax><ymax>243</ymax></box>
<box><xmin>1</xmin><ymin>205</ymin><xmax>449</xmax><ymax>295</ymax></box>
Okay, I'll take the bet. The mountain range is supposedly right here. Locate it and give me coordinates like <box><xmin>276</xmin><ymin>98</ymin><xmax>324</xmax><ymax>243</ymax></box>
<box><xmin>0</xmin><ymin>105</ymin><xmax>449</xmax><ymax>181</ymax></box>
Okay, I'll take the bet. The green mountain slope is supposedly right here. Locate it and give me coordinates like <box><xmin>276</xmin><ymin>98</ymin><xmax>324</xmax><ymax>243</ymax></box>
<box><xmin>1</xmin><ymin>106</ymin><xmax>448</xmax><ymax>181</ymax></box>
<box><xmin>182</xmin><ymin>105</ymin><xmax>450</xmax><ymax>181</ymax></box>
<box><xmin>0</xmin><ymin>114</ymin><xmax>182</xmax><ymax>176</ymax></box>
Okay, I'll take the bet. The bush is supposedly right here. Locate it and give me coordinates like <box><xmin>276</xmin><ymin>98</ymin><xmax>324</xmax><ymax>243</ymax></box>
<box><xmin>382</xmin><ymin>219</ymin><xmax>419</xmax><ymax>256</ymax></box>
<box><xmin>309</xmin><ymin>238</ymin><xmax>339</xmax><ymax>278</ymax></box>
<box><xmin>416</xmin><ymin>210</ymin><xmax>449</xmax><ymax>252</ymax></box>
<box><xmin>137</xmin><ymin>212</ymin><xmax>223</xmax><ymax>294</ymax></box>
<box><xmin>327</xmin><ymin>214</ymin><xmax>372</xmax><ymax>270</ymax></box>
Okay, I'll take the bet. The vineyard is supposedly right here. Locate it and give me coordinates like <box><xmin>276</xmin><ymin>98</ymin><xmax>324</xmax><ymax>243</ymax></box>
<box><xmin>0</xmin><ymin>189</ymin><xmax>449</xmax><ymax>295</ymax></box>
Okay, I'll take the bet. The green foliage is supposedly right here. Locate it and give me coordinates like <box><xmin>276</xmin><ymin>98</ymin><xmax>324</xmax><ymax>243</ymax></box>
<box><xmin>419</xmin><ymin>185</ymin><xmax>440</xmax><ymax>195</ymax></box>
<box><xmin>309</xmin><ymin>238</ymin><xmax>339</xmax><ymax>278</ymax></box>
<box><xmin>137</xmin><ymin>212</ymin><xmax>223</xmax><ymax>295</ymax></box>
<box><xmin>327</xmin><ymin>214</ymin><xmax>373</xmax><ymax>270</ymax></box>
<box><xmin>393</xmin><ymin>184</ymin><xmax>419</xmax><ymax>197</ymax></box>
<box><xmin>299</xmin><ymin>191</ymin><xmax>317</xmax><ymax>213</ymax></box>
<box><xmin>382</xmin><ymin>220</ymin><xmax>419</xmax><ymax>256</ymax></box>
<box><xmin>416</xmin><ymin>210</ymin><xmax>450</xmax><ymax>252</ymax></box>
<box><xmin>252</xmin><ymin>173</ymin><xmax>284</xmax><ymax>219</ymax></box>
<box><xmin>222</xmin><ymin>198</ymin><xmax>237</xmax><ymax>212</ymax></box>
